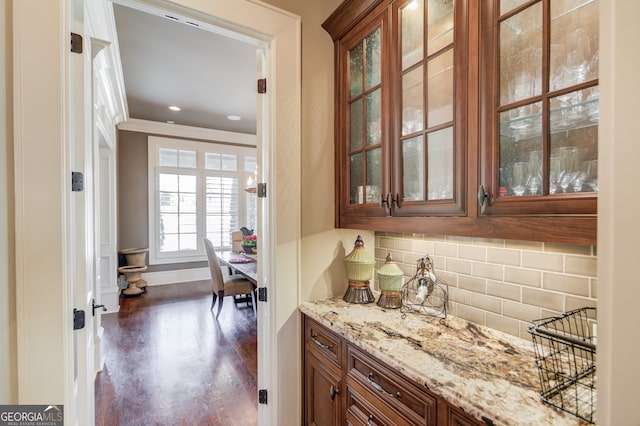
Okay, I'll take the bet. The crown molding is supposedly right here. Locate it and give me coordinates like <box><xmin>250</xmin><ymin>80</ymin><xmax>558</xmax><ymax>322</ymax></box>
<box><xmin>117</xmin><ymin>118</ymin><xmax>257</xmax><ymax>145</ymax></box>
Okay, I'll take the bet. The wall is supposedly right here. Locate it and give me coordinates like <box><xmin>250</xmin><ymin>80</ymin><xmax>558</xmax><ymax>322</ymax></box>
<box><xmin>263</xmin><ymin>0</ymin><xmax>361</xmax><ymax>306</ymax></box>
<box><xmin>374</xmin><ymin>233</ymin><xmax>596</xmax><ymax>339</ymax></box>
<box><xmin>0</xmin><ymin>0</ymin><xmax>17</xmax><ymax>404</ymax></box>
<box><xmin>598</xmin><ymin>1</ymin><xmax>640</xmax><ymax>424</ymax></box>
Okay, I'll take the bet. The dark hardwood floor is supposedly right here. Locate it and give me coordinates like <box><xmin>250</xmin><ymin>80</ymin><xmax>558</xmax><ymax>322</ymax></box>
<box><xmin>95</xmin><ymin>280</ymin><xmax>258</xmax><ymax>426</ymax></box>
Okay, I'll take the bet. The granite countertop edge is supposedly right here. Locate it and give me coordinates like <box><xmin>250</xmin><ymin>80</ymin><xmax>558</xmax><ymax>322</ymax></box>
<box><xmin>299</xmin><ymin>298</ymin><xmax>588</xmax><ymax>426</ymax></box>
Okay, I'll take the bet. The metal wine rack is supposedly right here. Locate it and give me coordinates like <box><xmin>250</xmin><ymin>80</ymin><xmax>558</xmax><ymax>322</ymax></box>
<box><xmin>401</xmin><ymin>255</ymin><xmax>448</xmax><ymax>319</ymax></box>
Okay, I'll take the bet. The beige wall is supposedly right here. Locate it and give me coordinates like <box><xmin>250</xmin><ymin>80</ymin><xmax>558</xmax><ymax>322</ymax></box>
<box><xmin>374</xmin><ymin>234</ymin><xmax>596</xmax><ymax>339</ymax></box>
<box><xmin>262</xmin><ymin>0</ymin><xmax>367</xmax><ymax>307</ymax></box>
<box><xmin>0</xmin><ymin>0</ymin><xmax>17</xmax><ymax>404</ymax></box>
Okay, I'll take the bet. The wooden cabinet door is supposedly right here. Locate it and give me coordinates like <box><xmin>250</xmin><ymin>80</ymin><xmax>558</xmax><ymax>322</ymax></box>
<box><xmin>336</xmin><ymin>5</ymin><xmax>391</xmax><ymax>220</ymax></box>
<box><xmin>478</xmin><ymin>0</ymin><xmax>599</xmax><ymax>216</ymax></box>
<box><xmin>305</xmin><ymin>351</ymin><xmax>343</xmax><ymax>426</ymax></box>
<box><xmin>389</xmin><ymin>0</ymin><xmax>468</xmax><ymax>217</ymax></box>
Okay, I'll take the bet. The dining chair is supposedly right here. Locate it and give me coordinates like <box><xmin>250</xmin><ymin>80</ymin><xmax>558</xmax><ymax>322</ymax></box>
<box><xmin>203</xmin><ymin>237</ymin><xmax>256</xmax><ymax>318</ymax></box>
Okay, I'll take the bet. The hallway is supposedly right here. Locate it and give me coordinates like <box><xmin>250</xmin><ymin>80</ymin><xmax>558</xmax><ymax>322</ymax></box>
<box><xmin>95</xmin><ymin>280</ymin><xmax>258</xmax><ymax>425</ymax></box>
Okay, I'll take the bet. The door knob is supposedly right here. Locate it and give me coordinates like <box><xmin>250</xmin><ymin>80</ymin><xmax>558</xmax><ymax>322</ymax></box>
<box><xmin>92</xmin><ymin>298</ymin><xmax>107</xmax><ymax>316</ymax></box>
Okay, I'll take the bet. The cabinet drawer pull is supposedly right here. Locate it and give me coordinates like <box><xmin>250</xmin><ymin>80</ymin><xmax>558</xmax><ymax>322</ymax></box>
<box><xmin>367</xmin><ymin>372</ymin><xmax>401</xmax><ymax>399</ymax></box>
<box><xmin>311</xmin><ymin>334</ymin><xmax>332</xmax><ymax>350</ymax></box>
<box><xmin>367</xmin><ymin>414</ymin><xmax>375</xmax><ymax>425</ymax></box>
<box><xmin>330</xmin><ymin>384</ymin><xmax>339</xmax><ymax>401</ymax></box>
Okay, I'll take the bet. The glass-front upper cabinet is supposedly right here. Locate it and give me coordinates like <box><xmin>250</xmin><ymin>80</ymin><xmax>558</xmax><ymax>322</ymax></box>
<box><xmin>338</xmin><ymin>9</ymin><xmax>389</xmax><ymax>217</ymax></box>
<box><xmin>479</xmin><ymin>0</ymin><xmax>599</xmax><ymax>215</ymax></box>
<box><xmin>392</xmin><ymin>0</ymin><xmax>466</xmax><ymax>216</ymax></box>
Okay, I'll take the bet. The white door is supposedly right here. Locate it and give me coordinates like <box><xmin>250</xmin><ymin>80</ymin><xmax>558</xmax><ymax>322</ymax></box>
<box><xmin>69</xmin><ymin>0</ymin><xmax>96</xmax><ymax>423</ymax></box>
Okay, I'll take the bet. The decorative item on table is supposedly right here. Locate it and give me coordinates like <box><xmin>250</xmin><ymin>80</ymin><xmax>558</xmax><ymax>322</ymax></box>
<box><xmin>401</xmin><ymin>255</ymin><xmax>448</xmax><ymax>318</ymax></box>
<box><xmin>342</xmin><ymin>235</ymin><xmax>375</xmax><ymax>304</ymax></box>
<box><xmin>376</xmin><ymin>253</ymin><xmax>404</xmax><ymax>309</ymax></box>
<box><xmin>242</xmin><ymin>234</ymin><xmax>257</xmax><ymax>255</ymax></box>
<box><xmin>528</xmin><ymin>307</ymin><xmax>597</xmax><ymax>424</ymax></box>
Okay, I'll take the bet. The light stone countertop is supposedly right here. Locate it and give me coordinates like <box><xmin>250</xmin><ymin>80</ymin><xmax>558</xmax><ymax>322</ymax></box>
<box><xmin>299</xmin><ymin>298</ymin><xmax>590</xmax><ymax>426</ymax></box>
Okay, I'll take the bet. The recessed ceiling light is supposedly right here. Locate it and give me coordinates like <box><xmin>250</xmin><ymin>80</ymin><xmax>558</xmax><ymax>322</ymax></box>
<box><xmin>227</xmin><ymin>115</ymin><xmax>241</xmax><ymax>121</ymax></box>
<box><xmin>167</xmin><ymin>120</ymin><xmax>175</xmax><ymax>124</ymax></box>
<box><xmin>169</xmin><ymin>105</ymin><xmax>181</xmax><ymax>111</ymax></box>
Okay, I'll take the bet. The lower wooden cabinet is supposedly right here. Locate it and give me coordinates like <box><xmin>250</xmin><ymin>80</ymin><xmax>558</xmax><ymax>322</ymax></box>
<box><xmin>305</xmin><ymin>351</ymin><xmax>343</xmax><ymax>425</ymax></box>
<box><xmin>303</xmin><ymin>314</ymin><xmax>485</xmax><ymax>426</ymax></box>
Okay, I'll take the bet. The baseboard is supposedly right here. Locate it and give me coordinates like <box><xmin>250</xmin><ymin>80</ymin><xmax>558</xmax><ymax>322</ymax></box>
<box><xmin>142</xmin><ymin>267</ymin><xmax>211</xmax><ymax>286</ymax></box>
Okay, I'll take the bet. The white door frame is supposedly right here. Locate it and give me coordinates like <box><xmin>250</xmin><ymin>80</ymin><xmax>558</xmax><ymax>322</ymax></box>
<box><xmin>112</xmin><ymin>0</ymin><xmax>302</xmax><ymax>423</ymax></box>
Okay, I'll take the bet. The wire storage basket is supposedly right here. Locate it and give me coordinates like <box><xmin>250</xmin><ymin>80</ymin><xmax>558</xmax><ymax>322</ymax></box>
<box><xmin>528</xmin><ymin>307</ymin><xmax>596</xmax><ymax>424</ymax></box>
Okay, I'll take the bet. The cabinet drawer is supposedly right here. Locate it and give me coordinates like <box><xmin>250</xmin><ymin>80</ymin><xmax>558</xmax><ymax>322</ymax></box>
<box><xmin>305</xmin><ymin>317</ymin><xmax>343</xmax><ymax>369</ymax></box>
<box><xmin>347</xmin><ymin>345</ymin><xmax>437</xmax><ymax>425</ymax></box>
<box><xmin>346</xmin><ymin>383</ymin><xmax>397</xmax><ymax>426</ymax></box>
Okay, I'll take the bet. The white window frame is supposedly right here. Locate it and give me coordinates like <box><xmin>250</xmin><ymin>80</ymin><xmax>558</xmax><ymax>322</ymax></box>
<box><xmin>148</xmin><ymin>136</ymin><xmax>256</xmax><ymax>265</ymax></box>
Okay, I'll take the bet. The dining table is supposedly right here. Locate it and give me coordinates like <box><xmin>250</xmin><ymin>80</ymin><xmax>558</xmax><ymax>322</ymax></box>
<box><xmin>218</xmin><ymin>251</ymin><xmax>257</xmax><ymax>285</ymax></box>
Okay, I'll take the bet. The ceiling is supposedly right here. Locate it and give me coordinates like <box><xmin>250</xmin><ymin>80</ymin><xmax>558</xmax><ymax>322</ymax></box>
<box><xmin>113</xmin><ymin>4</ymin><xmax>259</xmax><ymax>135</ymax></box>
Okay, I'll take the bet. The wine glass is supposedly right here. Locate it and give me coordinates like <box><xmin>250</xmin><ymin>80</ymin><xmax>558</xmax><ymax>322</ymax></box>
<box><xmin>512</xmin><ymin>162</ymin><xmax>528</xmax><ymax>196</ymax></box>
<box><xmin>584</xmin><ymin>160</ymin><xmax>598</xmax><ymax>192</ymax></box>
<box><xmin>549</xmin><ymin>156</ymin><xmax>564</xmax><ymax>195</ymax></box>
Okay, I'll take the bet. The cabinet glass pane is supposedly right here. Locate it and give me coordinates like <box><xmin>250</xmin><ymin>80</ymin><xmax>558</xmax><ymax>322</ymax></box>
<box><xmin>499</xmin><ymin>3</ymin><xmax>542</xmax><ymax>106</ymax></box>
<box><xmin>550</xmin><ymin>86</ymin><xmax>598</xmax><ymax>193</ymax></box>
<box><xmin>428</xmin><ymin>127</ymin><xmax>453</xmax><ymax>200</ymax></box>
<box><xmin>402</xmin><ymin>66</ymin><xmax>424</xmax><ymax>136</ymax></box>
<box><xmin>500</xmin><ymin>0</ymin><xmax>530</xmax><ymax>15</ymax></box>
<box><xmin>402</xmin><ymin>0</ymin><xmax>424</xmax><ymax>69</ymax></box>
<box><xmin>402</xmin><ymin>135</ymin><xmax>425</xmax><ymax>201</ymax></box>
<box><xmin>350</xmin><ymin>99</ymin><xmax>363</xmax><ymax>151</ymax></box>
<box><xmin>550</xmin><ymin>0</ymin><xmax>599</xmax><ymax>92</ymax></box>
<box><xmin>427</xmin><ymin>0</ymin><xmax>454</xmax><ymax>55</ymax></box>
<box><xmin>499</xmin><ymin>102</ymin><xmax>543</xmax><ymax>196</ymax></box>
<box><xmin>349</xmin><ymin>154</ymin><xmax>363</xmax><ymax>204</ymax></box>
<box><xmin>350</xmin><ymin>44</ymin><xmax>363</xmax><ymax>97</ymax></box>
<box><xmin>365</xmin><ymin>27</ymin><xmax>382</xmax><ymax>89</ymax></box>
<box><xmin>366</xmin><ymin>89</ymin><xmax>382</xmax><ymax>146</ymax></box>
<box><xmin>427</xmin><ymin>49</ymin><xmax>453</xmax><ymax>127</ymax></box>
<box><xmin>366</xmin><ymin>148</ymin><xmax>382</xmax><ymax>203</ymax></box>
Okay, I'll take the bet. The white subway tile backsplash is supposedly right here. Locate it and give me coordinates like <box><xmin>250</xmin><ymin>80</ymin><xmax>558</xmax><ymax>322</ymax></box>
<box><xmin>456</xmin><ymin>304</ymin><xmax>486</xmax><ymax>324</ymax></box>
<box><xmin>522</xmin><ymin>288</ymin><xmax>564</xmax><ymax>311</ymax></box>
<box><xmin>446</xmin><ymin>258</ymin><xmax>473</xmax><ymax>275</ymax></box>
<box><xmin>505</xmin><ymin>267</ymin><xmax>542</xmax><ymax>288</ymax></box>
<box><xmin>412</xmin><ymin>239</ymin><xmax>435</xmax><ymax>255</ymax></box>
<box><xmin>374</xmin><ymin>233</ymin><xmax>596</xmax><ymax>339</ymax></box>
<box><xmin>459</xmin><ymin>245</ymin><xmax>487</xmax><ymax>261</ymax></box>
<box><xmin>522</xmin><ymin>251</ymin><xmax>564</xmax><ymax>272</ymax></box>
<box><xmin>503</xmin><ymin>300</ymin><xmax>541</xmax><ymax>322</ymax></box>
<box><xmin>473</xmin><ymin>262</ymin><xmax>503</xmax><ymax>281</ymax></box>
<box><xmin>565</xmin><ymin>255</ymin><xmax>597</xmax><ymax>276</ymax></box>
<box><xmin>487</xmin><ymin>248</ymin><xmax>520</xmax><ymax>266</ymax></box>
<box><xmin>434</xmin><ymin>242</ymin><xmax>459</xmax><ymax>257</ymax></box>
<box><xmin>543</xmin><ymin>272</ymin><xmax>590</xmax><ymax>297</ymax></box>
<box><xmin>487</xmin><ymin>280</ymin><xmax>521</xmax><ymax>302</ymax></box>
<box><xmin>470</xmin><ymin>293</ymin><xmax>502</xmax><ymax>314</ymax></box>
<box><xmin>486</xmin><ymin>312</ymin><xmax>520</xmax><ymax>336</ymax></box>
<box><xmin>458</xmin><ymin>275</ymin><xmax>486</xmax><ymax>293</ymax></box>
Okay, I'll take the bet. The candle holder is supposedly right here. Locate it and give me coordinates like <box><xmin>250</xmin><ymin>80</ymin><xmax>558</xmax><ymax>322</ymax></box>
<box><xmin>342</xmin><ymin>235</ymin><xmax>375</xmax><ymax>304</ymax></box>
<box><xmin>376</xmin><ymin>253</ymin><xmax>404</xmax><ymax>309</ymax></box>
<box><xmin>401</xmin><ymin>255</ymin><xmax>448</xmax><ymax>318</ymax></box>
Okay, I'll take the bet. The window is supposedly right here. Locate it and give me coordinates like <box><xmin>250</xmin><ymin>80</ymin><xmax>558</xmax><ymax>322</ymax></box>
<box><xmin>148</xmin><ymin>136</ymin><xmax>257</xmax><ymax>265</ymax></box>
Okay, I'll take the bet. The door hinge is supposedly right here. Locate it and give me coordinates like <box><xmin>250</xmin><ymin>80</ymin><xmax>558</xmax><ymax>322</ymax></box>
<box><xmin>72</xmin><ymin>171</ymin><xmax>84</xmax><ymax>192</ymax></box>
<box><xmin>258</xmin><ymin>287</ymin><xmax>267</xmax><ymax>302</ymax></box>
<box><xmin>257</xmin><ymin>182</ymin><xmax>267</xmax><ymax>198</ymax></box>
<box><xmin>71</xmin><ymin>32</ymin><xmax>83</xmax><ymax>54</ymax></box>
<box><xmin>73</xmin><ymin>309</ymin><xmax>85</xmax><ymax>330</ymax></box>
<box><xmin>258</xmin><ymin>389</ymin><xmax>268</xmax><ymax>404</ymax></box>
<box><xmin>257</xmin><ymin>78</ymin><xmax>267</xmax><ymax>94</ymax></box>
